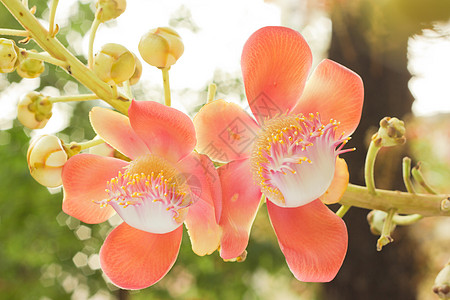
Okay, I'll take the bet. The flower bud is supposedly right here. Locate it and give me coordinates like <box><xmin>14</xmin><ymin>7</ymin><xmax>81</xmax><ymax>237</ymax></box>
<box><xmin>17</xmin><ymin>91</ymin><xmax>53</xmax><ymax>129</ymax></box>
<box><xmin>95</xmin><ymin>0</ymin><xmax>126</xmax><ymax>23</ymax></box>
<box><xmin>0</xmin><ymin>38</ymin><xmax>19</xmax><ymax>73</ymax></box>
<box><xmin>128</xmin><ymin>53</ymin><xmax>142</xmax><ymax>85</ymax></box>
<box><xmin>372</xmin><ymin>117</ymin><xmax>406</xmax><ymax>147</ymax></box>
<box><xmin>93</xmin><ymin>43</ymin><xmax>135</xmax><ymax>85</ymax></box>
<box><xmin>433</xmin><ymin>261</ymin><xmax>450</xmax><ymax>299</ymax></box>
<box><xmin>27</xmin><ymin>135</ymin><xmax>68</xmax><ymax>187</ymax></box>
<box><xmin>367</xmin><ymin>210</ymin><xmax>396</xmax><ymax>235</ymax></box>
<box><xmin>138</xmin><ymin>27</ymin><xmax>184</xmax><ymax>68</ymax></box>
<box><xmin>16</xmin><ymin>50</ymin><xmax>45</xmax><ymax>78</ymax></box>
<box><xmin>88</xmin><ymin>141</ymin><xmax>115</xmax><ymax>157</ymax></box>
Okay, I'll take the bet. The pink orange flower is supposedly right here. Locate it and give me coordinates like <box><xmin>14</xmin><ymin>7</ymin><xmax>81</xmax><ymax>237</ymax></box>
<box><xmin>194</xmin><ymin>26</ymin><xmax>363</xmax><ymax>282</ymax></box>
<box><xmin>62</xmin><ymin>100</ymin><xmax>222</xmax><ymax>289</ymax></box>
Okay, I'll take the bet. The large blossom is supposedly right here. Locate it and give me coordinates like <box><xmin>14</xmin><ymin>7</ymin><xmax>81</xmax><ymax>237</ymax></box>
<box><xmin>194</xmin><ymin>26</ymin><xmax>363</xmax><ymax>282</ymax></box>
<box><xmin>62</xmin><ymin>100</ymin><xmax>222</xmax><ymax>289</ymax></box>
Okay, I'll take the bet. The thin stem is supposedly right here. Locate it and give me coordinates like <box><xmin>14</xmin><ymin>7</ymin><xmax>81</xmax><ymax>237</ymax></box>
<box><xmin>48</xmin><ymin>94</ymin><xmax>98</xmax><ymax>103</ymax></box>
<box><xmin>339</xmin><ymin>184</ymin><xmax>449</xmax><ymax>217</ymax></box>
<box><xmin>21</xmin><ymin>50</ymin><xmax>68</xmax><ymax>68</ymax></box>
<box><xmin>364</xmin><ymin>141</ymin><xmax>381</xmax><ymax>195</ymax></box>
<box><xmin>402</xmin><ymin>157</ymin><xmax>416</xmax><ymax>194</ymax></box>
<box><xmin>0</xmin><ymin>28</ymin><xmax>28</xmax><ymax>36</ymax></box>
<box><xmin>393</xmin><ymin>214</ymin><xmax>423</xmax><ymax>225</ymax></box>
<box><xmin>206</xmin><ymin>83</ymin><xmax>217</xmax><ymax>104</ymax></box>
<box><xmin>21</xmin><ymin>0</ymin><xmax>27</xmax><ymax>7</ymax></box>
<box><xmin>412</xmin><ymin>163</ymin><xmax>438</xmax><ymax>195</ymax></box>
<box><xmin>336</xmin><ymin>205</ymin><xmax>351</xmax><ymax>218</ymax></box>
<box><xmin>48</xmin><ymin>0</ymin><xmax>59</xmax><ymax>37</ymax></box>
<box><xmin>161</xmin><ymin>67</ymin><xmax>171</xmax><ymax>106</ymax></box>
<box><xmin>77</xmin><ymin>138</ymin><xmax>105</xmax><ymax>151</ymax></box>
<box><xmin>377</xmin><ymin>208</ymin><xmax>396</xmax><ymax>251</ymax></box>
<box><xmin>1</xmin><ymin>0</ymin><xmax>130</xmax><ymax>115</ymax></box>
<box><xmin>88</xmin><ymin>17</ymin><xmax>101</xmax><ymax>69</ymax></box>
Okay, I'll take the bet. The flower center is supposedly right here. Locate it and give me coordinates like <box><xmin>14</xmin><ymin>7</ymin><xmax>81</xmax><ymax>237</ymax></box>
<box><xmin>251</xmin><ymin>113</ymin><xmax>352</xmax><ymax>208</ymax></box>
<box><xmin>97</xmin><ymin>154</ymin><xmax>192</xmax><ymax>234</ymax></box>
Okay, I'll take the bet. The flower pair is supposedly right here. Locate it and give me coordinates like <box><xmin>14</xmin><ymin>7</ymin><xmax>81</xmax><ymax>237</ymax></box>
<box><xmin>61</xmin><ymin>26</ymin><xmax>363</xmax><ymax>289</ymax></box>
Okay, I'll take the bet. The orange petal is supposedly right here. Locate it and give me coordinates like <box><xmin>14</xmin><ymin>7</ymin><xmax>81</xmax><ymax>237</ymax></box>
<box><xmin>100</xmin><ymin>223</ymin><xmax>183</xmax><ymax>290</ymax></box>
<box><xmin>193</xmin><ymin>99</ymin><xmax>260</xmax><ymax>163</ymax></box>
<box><xmin>218</xmin><ymin>159</ymin><xmax>262</xmax><ymax>259</ymax></box>
<box><xmin>184</xmin><ymin>198</ymin><xmax>222</xmax><ymax>256</ymax></box>
<box><xmin>62</xmin><ymin>154</ymin><xmax>127</xmax><ymax>224</ymax></box>
<box><xmin>178</xmin><ymin>152</ymin><xmax>222</xmax><ymax>223</ymax></box>
<box><xmin>90</xmin><ymin>107</ymin><xmax>149</xmax><ymax>160</ymax></box>
<box><xmin>129</xmin><ymin>100</ymin><xmax>196</xmax><ymax>162</ymax></box>
<box><xmin>267</xmin><ymin>199</ymin><xmax>348</xmax><ymax>282</ymax></box>
<box><xmin>320</xmin><ymin>158</ymin><xmax>349</xmax><ymax>204</ymax></box>
<box><xmin>241</xmin><ymin>26</ymin><xmax>312</xmax><ymax>123</ymax></box>
<box><xmin>292</xmin><ymin>59</ymin><xmax>364</xmax><ymax>137</ymax></box>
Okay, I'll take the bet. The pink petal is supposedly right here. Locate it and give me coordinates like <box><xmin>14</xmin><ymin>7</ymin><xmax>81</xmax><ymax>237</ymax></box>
<box><xmin>184</xmin><ymin>198</ymin><xmax>222</xmax><ymax>256</ymax></box>
<box><xmin>241</xmin><ymin>26</ymin><xmax>312</xmax><ymax>123</ymax></box>
<box><xmin>320</xmin><ymin>157</ymin><xmax>349</xmax><ymax>205</ymax></box>
<box><xmin>90</xmin><ymin>107</ymin><xmax>149</xmax><ymax>160</ymax></box>
<box><xmin>218</xmin><ymin>159</ymin><xmax>262</xmax><ymax>259</ymax></box>
<box><xmin>193</xmin><ymin>99</ymin><xmax>260</xmax><ymax>163</ymax></box>
<box><xmin>267</xmin><ymin>199</ymin><xmax>348</xmax><ymax>282</ymax></box>
<box><xmin>62</xmin><ymin>154</ymin><xmax>128</xmax><ymax>224</ymax></box>
<box><xmin>128</xmin><ymin>100</ymin><xmax>196</xmax><ymax>162</ymax></box>
<box><xmin>178</xmin><ymin>152</ymin><xmax>222</xmax><ymax>223</ymax></box>
<box><xmin>100</xmin><ymin>223</ymin><xmax>183</xmax><ymax>290</ymax></box>
<box><xmin>292</xmin><ymin>59</ymin><xmax>364</xmax><ymax>137</ymax></box>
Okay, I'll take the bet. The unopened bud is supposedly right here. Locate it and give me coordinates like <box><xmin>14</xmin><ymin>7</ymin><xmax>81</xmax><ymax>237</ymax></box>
<box><xmin>433</xmin><ymin>261</ymin><xmax>450</xmax><ymax>299</ymax></box>
<box><xmin>95</xmin><ymin>0</ymin><xmax>126</xmax><ymax>22</ymax></box>
<box><xmin>367</xmin><ymin>210</ymin><xmax>396</xmax><ymax>235</ymax></box>
<box><xmin>372</xmin><ymin>117</ymin><xmax>406</xmax><ymax>147</ymax></box>
<box><xmin>0</xmin><ymin>38</ymin><xmax>19</xmax><ymax>73</ymax></box>
<box><xmin>93</xmin><ymin>43</ymin><xmax>135</xmax><ymax>85</ymax></box>
<box><xmin>128</xmin><ymin>53</ymin><xmax>142</xmax><ymax>85</ymax></box>
<box><xmin>17</xmin><ymin>91</ymin><xmax>53</xmax><ymax>129</ymax></box>
<box><xmin>88</xmin><ymin>141</ymin><xmax>115</xmax><ymax>157</ymax></box>
<box><xmin>17</xmin><ymin>50</ymin><xmax>45</xmax><ymax>78</ymax></box>
<box><xmin>27</xmin><ymin>135</ymin><xmax>68</xmax><ymax>187</ymax></box>
<box><xmin>138</xmin><ymin>27</ymin><xmax>184</xmax><ymax>69</ymax></box>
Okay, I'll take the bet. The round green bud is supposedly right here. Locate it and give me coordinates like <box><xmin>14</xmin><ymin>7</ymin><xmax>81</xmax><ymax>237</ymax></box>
<box><xmin>93</xmin><ymin>43</ymin><xmax>136</xmax><ymax>85</ymax></box>
<box><xmin>138</xmin><ymin>27</ymin><xmax>184</xmax><ymax>69</ymax></box>
<box><xmin>95</xmin><ymin>0</ymin><xmax>126</xmax><ymax>23</ymax></box>
<box><xmin>17</xmin><ymin>91</ymin><xmax>53</xmax><ymax>129</ymax></box>
<box><xmin>17</xmin><ymin>50</ymin><xmax>45</xmax><ymax>78</ymax></box>
<box><xmin>0</xmin><ymin>38</ymin><xmax>19</xmax><ymax>73</ymax></box>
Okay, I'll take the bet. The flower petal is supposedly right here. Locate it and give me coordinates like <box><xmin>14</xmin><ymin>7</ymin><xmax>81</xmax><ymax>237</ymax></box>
<box><xmin>193</xmin><ymin>99</ymin><xmax>260</xmax><ymax>163</ymax></box>
<box><xmin>129</xmin><ymin>100</ymin><xmax>196</xmax><ymax>162</ymax></box>
<box><xmin>178</xmin><ymin>152</ymin><xmax>222</xmax><ymax>223</ymax></box>
<box><xmin>218</xmin><ymin>159</ymin><xmax>262</xmax><ymax>259</ymax></box>
<box><xmin>90</xmin><ymin>107</ymin><xmax>149</xmax><ymax>160</ymax></box>
<box><xmin>184</xmin><ymin>198</ymin><xmax>222</xmax><ymax>256</ymax></box>
<box><xmin>100</xmin><ymin>223</ymin><xmax>183</xmax><ymax>290</ymax></box>
<box><xmin>320</xmin><ymin>157</ymin><xmax>349</xmax><ymax>204</ymax></box>
<box><xmin>292</xmin><ymin>59</ymin><xmax>364</xmax><ymax>136</ymax></box>
<box><xmin>62</xmin><ymin>154</ymin><xmax>128</xmax><ymax>224</ymax></box>
<box><xmin>241</xmin><ymin>26</ymin><xmax>312</xmax><ymax>123</ymax></box>
<box><xmin>267</xmin><ymin>199</ymin><xmax>348</xmax><ymax>282</ymax></box>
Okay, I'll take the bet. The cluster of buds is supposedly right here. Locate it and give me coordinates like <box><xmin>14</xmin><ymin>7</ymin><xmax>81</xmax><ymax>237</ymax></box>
<box><xmin>17</xmin><ymin>91</ymin><xmax>53</xmax><ymax>129</ymax></box>
<box><xmin>138</xmin><ymin>27</ymin><xmax>184</xmax><ymax>69</ymax></box>
<box><xmin>372</xmin><ymin>117</ymin><xmax>406</xmax><ymax>148</ymax></box>
<box><xmin>0</xmin><ymin>38</ymin><xmax>19</xmax><ymax>73</ymax></box>
<box><xmin>95</xmin><ymin>0</ymin><xmax>126</xmax><ymax>23</ymax></box>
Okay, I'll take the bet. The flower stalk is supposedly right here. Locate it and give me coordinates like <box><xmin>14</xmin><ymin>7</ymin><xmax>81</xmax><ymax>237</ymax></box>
<box><xmin>48</xmin><ymin>94</ymin><xmax>99</xmax><ymax>103</ymax></box>
<box><xmin>0</xmin><ymin>28</ymin><xmax>29</xmax><ymax>36</ymax></box>
<box><xmin>161</xmin><ymin>67</ymin><xmax>171</xmax><ymax>106</ymax></box>
<box><xmin>376</xmin><ymin>208</ymin><xmax>396</xmax><ymax>251</ymax></box>
<box><xmin>411</xmin><ymin>162</ymin><xmax>438</xmax><ymax>195</ymax></box>
<box><xmin>48</xmin><ymin>0</ymin><xmax>59</xmax><ymax>37</ymax></box>
<box><xmin>206</xmin><ymin>83</ymin><xmax>217</xmax><ymax>104</ymax></box>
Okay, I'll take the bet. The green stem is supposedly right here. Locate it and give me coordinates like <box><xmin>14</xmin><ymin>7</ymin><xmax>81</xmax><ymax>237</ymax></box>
<box><xmin>336</xmin><ymin>205</ymin><xmax>351</xmax><ymax>218</ymax></box>
<box><xmin>402</xmin><ymin>157</ymin><xmax>415</xmax><ymax>194</ymax></box>
<box><xmin>393</xmin><ymin>214</ymin><xmax>423</xmax><ymax>225</ymax></box>
<box><xmin>364</xmin><ymin>140</ymin><xmax>381</xmax><ymax>195</ymax></box>
<box><xmin>1</xmin><ymin>0</ymin><xmax>130</xmax><ymax>115</ymax></box>
<box><xmin>21</xmin><ymin>50</ymin><xmax>68</xmax><ymax>68</ymax></box>
<box><xmin>77</xmin><ymin>138</ymin><xmax>105</xmax><ymax>151</ymax></box>
<box><xmin>161</xmin><ymin>67</ymin><xmax>171</xmax><ymax>106</ymax></box>
<box><xmin>377</xmin><ymin>208</ymin><xmax>396</xmax><ymax>251</ymax></box>
<box><xmin>412</xmin><ymin>163</ymin><xmax>438</xmax><ymax>195</ymax></box>
<box><xmin>206</xmin><ymin>83</ymin><xmax>217</xmax><ymax>104</ymax></box>
<box><xmin>0</xmin><ymin>28</ymin><xmax>28</xmax><ymax>36</ymax></box>
<box><xmin>48</xmin><ymin>0</ymin><xmax>59</xmax><ymax>37</ymax></box>
<box><xmin>339</xmin><ymin>184</ymin><xmax>449</xmax><ymax>217</ymax></box>
<box><xmin>48</xmin><ymin>94</ymin><xmax>98</xmax><ymax>103</ymax></box>
<box><xmin>88</xmin><ymin>17</ymin><xmax>101</xmax><ymax>69</ymax></box>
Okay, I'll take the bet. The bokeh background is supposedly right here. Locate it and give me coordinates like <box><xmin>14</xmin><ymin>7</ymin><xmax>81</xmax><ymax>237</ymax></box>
<box><xmin>0</xmin><ymin>0</ymin><xmax>449</xmax><ymax>299</ymax></box>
